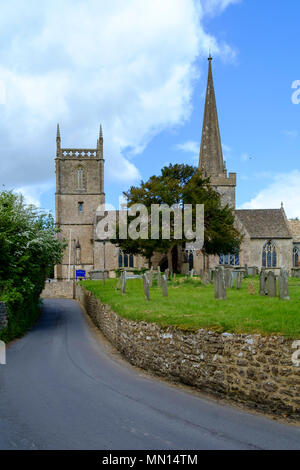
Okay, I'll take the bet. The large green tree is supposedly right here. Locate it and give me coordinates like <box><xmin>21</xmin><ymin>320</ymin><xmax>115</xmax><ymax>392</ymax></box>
<box><xmin>111</xmin><ymin>164</ymin><xmax>241</xmax><ymax>270</ymax></box>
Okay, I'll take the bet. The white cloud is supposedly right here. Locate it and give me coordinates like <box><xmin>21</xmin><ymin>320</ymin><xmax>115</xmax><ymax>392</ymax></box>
<box><xmin>0</xmin><ymin>0</ymin><xmax>238</xmax><ymax>193</ymax></box>
<box><xmin>15</xmin><ymin>182</ymin><xmax>54</xmax><ymax>209</ymax></box>
<box><xmin>240</xmin><ymin>170</ymin><xmax>300</xmax><ymax>219</ymax></box>
<box><xmin>176</xmin><ymin>141</ymin><xmax>199</xmax><ymax>154</ymax></box>
<box><xmin>282</xmin><ymin>130</ymin><xmax>299</xmax><ymax>138</ymax></box>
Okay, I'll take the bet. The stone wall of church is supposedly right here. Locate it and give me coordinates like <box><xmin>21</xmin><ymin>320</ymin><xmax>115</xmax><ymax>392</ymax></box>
<box><xmin>247</xmin><ymin>239</ymin><xmax>293</xmax><ymax>272</ymax></box>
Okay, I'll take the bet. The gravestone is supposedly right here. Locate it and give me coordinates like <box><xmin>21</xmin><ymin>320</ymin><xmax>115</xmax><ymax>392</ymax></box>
<box><xmin>157</xmin><ymin>266</ymin><xmax>162</xmax><ymax>287</ymax></box>
<box><xmin>248</xmin><ymin>282</ymin><xmax>255</xmax><ymax>295</ymax></box>
<box><xmin>259</xmin><ymin>269</ymin><xmax>267</xmax><ymax>296</ymax></box>
<box><xmin>278</xmin><ymin>269</ymin><xmax>290</xmax><ymax>301</ymax></box>
<box><xmin>190</xmin><ymin>269</ymin><xmax>194</xmax><ymax>278</ymax></box>
<box><xmin>236</xmin><ymin>272</ymin><xmax>242</xmax><ymax>290</ymax></box>
<box><xmin>248</xmin><ymin>266</ymin><xmax>258</xmax><ymax>276</ymax></box>
<box><xmin>266</xmin><ymin>271</ymin><xmax>276</xmax><ymax>297</ymax></box>
<box><xmin>149</xmin><ymin>268</ymin><xmax>153</xmax><ymax>287</ymax></box>
<box><xmin>162</xmin><ymin>274</ymin><xmax>168</xmax><ymax>297</ymax></box>
<box><xmin>143</xmin><ymin>273</ymin><xmax>150</xmax><ymax>301</ymax></box>
<box><xmin>165</xmin><ymin>268</ymin><xmax>169</xmax><ymax>279</ymax></box>
<box><xmin>225</xmin><ymin>269</ymin><xmax>233</xmax><ymax>289</ymax></box>
<box><xmin>121</xmin><ymin>271</ymin><xmax>127</xmax><ymax>295</ymax></box>
<box><xmin>115</xmin><ymin>277</ymin><xmax>121</xmax><ymax>290</ymax></box>
<box><xmin>245</xmin><ymin>264</ymin><xmax>249</xmax><ymax>276</ymax></box>
<box><xmin>214</xmin><ymin>267</ymin><xmax>226</xmax><ymax>300</ymax></box>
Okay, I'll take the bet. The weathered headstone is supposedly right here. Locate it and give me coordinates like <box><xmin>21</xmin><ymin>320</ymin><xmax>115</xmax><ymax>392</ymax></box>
<box><xmin>245</xmin><ymin>264</ymin><xmax>249</xmax><ymax>276</ymax></box>
<box><xmin>148</xmin><ymin>268</ymin><xmax>153</xmax><ymax>287</ymax></box>
<box><xmin>236</xmin><ymin>272</ymin><xmax>242</xmax><ymax>290</ymax></box>
<box><xmin>266</xmin><ymin>271</ymin><xmax>276</xmax><ymax>297</ymax></box>
<box><xmin>208</xmin><ymin>268</ymin><xmax>214</xmax><ymax>283</ymax></box>
<box><xmin>157</xmin><ymin>266</ymin><xmax>162</xmax><ymax>287</ymax></box>
<box><xmin>190</xmin><ymin>269</ymin><xmax>194</xmax><ymax>278</ymax></box>
<box><xmin>162</xmin><ymin>274</ymin><xmax>168</xmax><ymax>297</ymax></box>
<box><xmin>121</xmin><ymin>271</ymin><xmax>127</xmax><ymax>295</ymax></box>
<box><xmin>225</xmin><ymin>269</ymin><xmax>233</xmax><ymax>289</ymax></box>
<box><xmin>248</xmin><ymin>282</ymin><xmax>255</xmax><ymax>295</ymax></box>
<box><xmin>165</xmin><ymin>268</ymin><xmax>169</xmax><ymax>279</ymax></box>
<box><xmin>278</xmin><ymin>269</ymin><xmax>290</xmax><ymax>301</ymax></box>
<box><xmin>115</xmin><ymin>277</ymin><xmax>121</xmax><ymax>290</ymax></box>
<box><xmin>259</xmin><ymin>269</ymin><xmax>267</xmax><ymax>296</ymax></box>
<box><xmin>214</xmin><ymin>266</ymin><xmax>226</xmax><ymax>300</ymax></box>
<box><xmin>143</xmin><ymin>273</ymin><xmax>150</xmax><ymax>301</ymax></box>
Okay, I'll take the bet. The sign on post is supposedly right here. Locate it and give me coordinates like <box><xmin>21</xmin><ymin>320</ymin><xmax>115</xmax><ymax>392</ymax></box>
<box><xmin>76</xmin><ymin>270</ymin><xmax>86</xmax><ymax>281</ymax></box>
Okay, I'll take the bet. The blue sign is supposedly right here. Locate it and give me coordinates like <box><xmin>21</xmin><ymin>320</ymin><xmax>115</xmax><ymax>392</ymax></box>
<box><xmin>76</xmin><ymin>270</ymin><xmax>86</xmax><ymax>280</ymax></box>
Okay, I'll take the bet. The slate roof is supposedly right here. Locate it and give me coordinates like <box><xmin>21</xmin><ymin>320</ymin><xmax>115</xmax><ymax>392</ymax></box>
<box><xmin>288</xmin><ymin>219</ymin><xmax>300</xmax><ymax>242</ymax></box>
<box><xmin>235</xmin><ymin>209</ymin><xmax>292</xmax><ymax>239</ymax></box>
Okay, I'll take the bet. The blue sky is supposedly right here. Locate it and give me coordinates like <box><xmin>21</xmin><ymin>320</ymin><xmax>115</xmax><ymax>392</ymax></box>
<box><xmin>1</xmin><ymin>0</ymin><xmax>299</xmax><ymax>217</ymax></box>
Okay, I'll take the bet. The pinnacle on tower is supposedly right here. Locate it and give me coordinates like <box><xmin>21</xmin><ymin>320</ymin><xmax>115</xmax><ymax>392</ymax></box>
<box><xmin>198</xmin><ymin>56</ymin><xmax>224</xmax><ymax>176</ymax></box>
<box><xmin>56</xmin><ymin>123</ymin><xmax>61</xmax><ymax>156</ymax></box>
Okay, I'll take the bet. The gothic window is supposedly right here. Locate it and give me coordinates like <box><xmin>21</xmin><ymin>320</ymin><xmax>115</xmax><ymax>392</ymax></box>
<box><xmin>293</xmin><ymin>247</ymin><xmax>299</xmax><ymax>267</ymax></box>
<box><xmin>129</xmin><ymin>254</ymin><xmax>134</xmax><ymax>268</ymax></box>
<box><xmin>262</xmin><ymin>241</ymin><xmax>277</xmax><ymax>268</ymax></box>
<box><xmin>77</xmin><ymin>167</ymin><xmax>85</xmax><ymax>190</ymax></box>
<box><xmin>219</xmin><ymin>251</ymin><xmax>239</xmax><ymax>266</ymax></box>
<box><xmin>118</xmin><ymin>249</ymin><xmax>134</xmax><ymax>268</ymax></box>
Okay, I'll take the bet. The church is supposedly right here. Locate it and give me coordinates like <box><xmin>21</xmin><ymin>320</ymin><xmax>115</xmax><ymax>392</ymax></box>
<box><xmin>54</xmin><ymin>57</ymin><xmax>300</xmax><ymax>280</ymax></box>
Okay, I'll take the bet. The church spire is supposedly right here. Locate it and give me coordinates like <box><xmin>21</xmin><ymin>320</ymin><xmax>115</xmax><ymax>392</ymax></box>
<box><xmin>198</xmin><ymin>56</ymin><xmax>224</xmax><ymax>176</ymax></box>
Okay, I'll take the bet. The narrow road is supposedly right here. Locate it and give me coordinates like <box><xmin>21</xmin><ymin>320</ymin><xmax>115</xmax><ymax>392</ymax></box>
<box><xmin>0</xmin><ymin>299</ymin><xmax>299</xmax><ymax>450</ymax></box>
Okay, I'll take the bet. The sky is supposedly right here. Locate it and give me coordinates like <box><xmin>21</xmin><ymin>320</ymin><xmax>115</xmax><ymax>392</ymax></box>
<box><xmin>0</xmin><ymin>0</ymin><xmax>300</xmax><ymax>218</ymax></box>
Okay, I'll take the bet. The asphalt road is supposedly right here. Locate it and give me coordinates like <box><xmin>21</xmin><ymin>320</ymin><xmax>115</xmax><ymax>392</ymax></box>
<box><xmin>0</xmin><ymin>298</ymin><xmax>299</xmax><ymax>450</ymax></box>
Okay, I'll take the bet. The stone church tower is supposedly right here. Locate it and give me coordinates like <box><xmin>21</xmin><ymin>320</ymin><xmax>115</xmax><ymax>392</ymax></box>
<box><xmin>55</xmin><ymin>125</ymin><xmax>105</xmax><ymax>279</ymax></box>
<box><xmin>199</xmin><ymin>56</ymin><xmax>236</xmax><ymax>208</ymax></box>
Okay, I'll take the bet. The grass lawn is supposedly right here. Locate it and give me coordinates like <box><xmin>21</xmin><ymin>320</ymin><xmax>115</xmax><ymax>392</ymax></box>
<box><xmin>81</xmin><ymin>276</ymin><xmax>300</xmax><ymax>339</ymax></box>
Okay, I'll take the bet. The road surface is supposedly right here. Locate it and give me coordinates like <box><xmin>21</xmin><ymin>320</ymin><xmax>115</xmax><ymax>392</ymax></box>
<box><xmin>0</xmin><ymin>299</ymin><xmax>299</xmax><ymax>450</ymax></box>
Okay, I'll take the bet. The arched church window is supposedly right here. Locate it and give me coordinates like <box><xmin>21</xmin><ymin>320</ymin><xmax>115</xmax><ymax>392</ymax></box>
<box><xmin>118</xmin><ymin>249</ymin><xmax>134</xmax><ymax>268</ymax></box>
<box><xmin>77</xmin><ymin>167</ymin><xmax>85</xmax><ymax>190</ymax></box>
<box><xmin>293</xmin><ymin>247</ymin><xmax>299</xmax><ymax>267</ymax></box>
<box><xmin>129</xmin><ymin>254</ymin><xmax>134</xmax><ymax>268</ymax></box>
<box><xmin>219</xmin><ymin>251</ymin><xmax>239</xmax><ymax>266</ymax></box>
<box><xmin>262</xmin><ymin>241</ymin><xmax>277</xmax><ymax>268</ymax></box>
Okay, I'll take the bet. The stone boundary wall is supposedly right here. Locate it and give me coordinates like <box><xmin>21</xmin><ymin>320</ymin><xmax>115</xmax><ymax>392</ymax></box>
<box><xmin>41</xmin><ymin>281</ymin><xmax>75</xmax><ymax>299</ymax></box>
<box><xmin>0</xmin><ymin>302</ymin><xmax>8</xmax><ymax>331</ymax></box>
<box><xmin>76</xmin><ymin>285</ymin><xmax>300</xmax><ymax>417</ymax></box>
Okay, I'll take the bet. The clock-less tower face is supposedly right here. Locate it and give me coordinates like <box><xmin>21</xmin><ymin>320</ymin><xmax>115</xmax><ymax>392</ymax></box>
<box><xmin>55</xmin><ymin>127</ymin><xmax>105</xmax><ymax>280</ymax></box>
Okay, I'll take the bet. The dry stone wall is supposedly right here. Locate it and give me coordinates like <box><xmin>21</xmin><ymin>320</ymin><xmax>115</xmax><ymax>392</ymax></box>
<box><xmin>76</xmin><ymin>285</ymin><xmax>300</xmax><ymax>418</ymax></box>
<box><xmin>41</xmin><ymin>281</ymin><xmax>75</xmax><ymax>299</ymax></box>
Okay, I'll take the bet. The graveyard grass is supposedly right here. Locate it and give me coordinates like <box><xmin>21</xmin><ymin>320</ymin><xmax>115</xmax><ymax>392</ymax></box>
<box><xmin>81</xmin><ymin>276</ymin><xmax>300</xmax><ymax>339</ymax></box>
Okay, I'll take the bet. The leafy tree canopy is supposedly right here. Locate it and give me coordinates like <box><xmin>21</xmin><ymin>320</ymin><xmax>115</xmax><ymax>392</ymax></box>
<box><xmin>111</xmin><ymin>164</ymin><xmax>241</xmax><ymax>263</ymax></box>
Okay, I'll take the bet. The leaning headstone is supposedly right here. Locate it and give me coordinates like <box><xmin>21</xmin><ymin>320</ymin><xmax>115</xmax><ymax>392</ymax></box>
<box><xmin>143</xmin><ymin>273</ymin><xmax>150</xmax><ymax>301</ymax></box>
<box><xmin>157</xmin><ymin>266</ymin><xmax>162</xmax><ymax>287</ymax></box>
<box><xmin>278</xmin><ymin>269</ymin><xmax>290</xmax><ymax>301</ymax></box>
<box><xmin>121</xmin><ymin>271</ymin><xmax>127</xmax><ymax>295</ymax></box>
<box><xmin>162</xmin><ymin>274</ymin><xmax>168</xmax><ymax>297</ymax></box>
<box><xmin>214</xmin><ymin>266</ymin><xmax>226</xmax><ymax>300</ymax></box>
<box><xmin>266</xmin><ymin>271</ymin><xmax>276</xmax><ymax>297</ymax></box>
<box><xmin>259</xmin><ymin>269</ymin><xmax>267</xmax><ymax>296</ymax></box>
<box><xmin>225</xmin><ymin>269</ymin><xmax>233</xmax><ymax>289</ymax></box>
<box><xmin>236</xmin><ymin>272</ymin><xmax>242</xmax><ymax>290</ymax></box>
